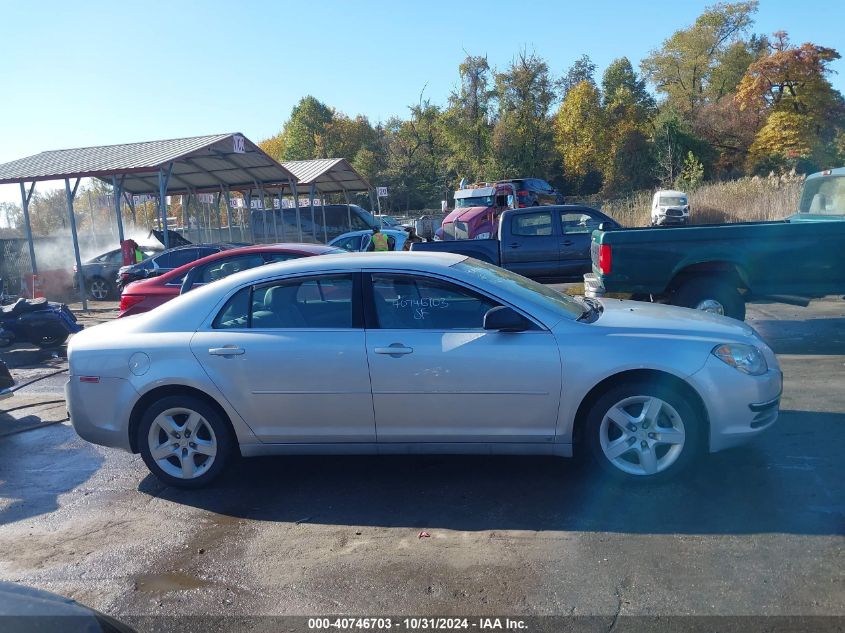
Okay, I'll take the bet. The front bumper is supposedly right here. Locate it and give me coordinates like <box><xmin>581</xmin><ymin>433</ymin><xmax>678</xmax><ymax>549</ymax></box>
<box><xmin>689</xmin><ymin>356</ymin><xmax>782</xmax><ymax>452</ymax></box>
<box><xmin>653</xmin><ymin>214</ymin><xmax>688</xmax><ymax>225</ymax></box>
<box><xmin>65</xmin><ymin>376</ymin><xmax>139</xmax><ymax>452</ymax></box>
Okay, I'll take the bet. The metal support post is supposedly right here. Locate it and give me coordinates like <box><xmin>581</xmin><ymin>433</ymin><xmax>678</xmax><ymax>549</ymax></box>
<box><xmin>111</xmin><ymin>176</ymin><xmax>125</xmax><ymax>243</ymax></box>
<box><xmin>158</xmin><ymin>162</ymin><xmax>174</xmax><ymax>248</ymax></box>
<box><xmin>289</xmin><ymin>179</ymin><xmax>302</xmax><ymax>242</ymax></box>
<box><xmin>308</xmin><ymin>184</ymin><xmax>317</xmax><ymax>242</ymax></box>
<box><xmin>220</xmin><ymin>188</ymin><xmax>233</xmax><ymax>242</ymax></box>
<box><xmin>344</xmin><ymin>189</ymin><xmax>352</xmax><ymax>231</ymax></box>
<box><xmin>19</xmin><ymin>182</ymin><xmax>38</xmax><ymax>277</ymax></box>
<box><xmin>65</xmin><ymin>178</ymin><xmax>87</xmax><ymax>311</ymax></box>
<box><xmin>319</xmin><ymin>187</ymin><xmax>328</xmax><ymax>243</ymax></box>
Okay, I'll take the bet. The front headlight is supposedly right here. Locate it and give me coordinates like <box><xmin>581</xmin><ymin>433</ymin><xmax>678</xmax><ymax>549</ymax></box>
<box><xmin>712</xmin><ymin>343</ymin><xmax>768</xmax><ymax>375</ymax></box>
<box><xmin>474</xmin><ymin>232</ymin><xmax>491</xmax><ymax>239</ymax></box>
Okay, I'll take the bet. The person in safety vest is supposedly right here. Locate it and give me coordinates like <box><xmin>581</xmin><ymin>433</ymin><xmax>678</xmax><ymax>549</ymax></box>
<box><xmin>368</xmin><ymin>227</ymin><xmax>390</xmax><ymax>252</ymax></box>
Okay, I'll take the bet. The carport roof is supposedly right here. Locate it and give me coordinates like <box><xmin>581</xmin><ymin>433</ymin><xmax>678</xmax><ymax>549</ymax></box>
<box><xmin>281</xmin><ymin>158</ymin><xmax>371</xmax><ymax>193</ymax></box>
<box><xmin>0</xmin><ymin>133</ymin><xmax>297</xmax><ymax>194</ymax></box>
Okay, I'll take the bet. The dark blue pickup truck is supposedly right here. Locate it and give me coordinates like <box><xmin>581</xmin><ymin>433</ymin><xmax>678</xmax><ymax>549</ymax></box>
<box><xmin>413</xmin><ymin>205</ymin><xmax>620</xmax><ymax>282</ymax></box>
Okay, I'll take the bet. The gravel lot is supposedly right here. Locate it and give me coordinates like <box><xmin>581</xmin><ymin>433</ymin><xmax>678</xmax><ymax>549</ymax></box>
<box><xmin>0</xmin><ymin>297</ymin><xmax>843</xmax><ymax>631</ymax></box>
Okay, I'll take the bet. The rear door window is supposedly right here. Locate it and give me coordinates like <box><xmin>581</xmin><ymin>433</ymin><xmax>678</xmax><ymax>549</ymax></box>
<box><xmin>560</xmin><ymin>211</ymin><xmax>602</xmax><ymax>234</ymax></box>
<box><xmin>251</xmin><ymin>274</ymin><xmax>355</xmax><ymax>329</ymax></box>
<box><xmin>512</xmin><ymin>211</ymin><xmax>553</xmax><ymax>236</ymax></box>
<box><xmin>198</xmin><ymin>254</ymin><xmax>266</xmax><ymax>284</ymax></box>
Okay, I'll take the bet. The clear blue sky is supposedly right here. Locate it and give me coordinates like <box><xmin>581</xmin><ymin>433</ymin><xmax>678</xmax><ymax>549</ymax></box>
<box><xmin>0</xmin><ymin>0</ymin><xmax>843</xmax><ymax>204</ymax></box>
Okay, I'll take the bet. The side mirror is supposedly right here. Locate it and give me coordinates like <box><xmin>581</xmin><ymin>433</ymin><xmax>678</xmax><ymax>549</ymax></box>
<box><xmin>483</xmin><ymin>306</ymin><xmax>532</xmax><ymax>332</ymax></box>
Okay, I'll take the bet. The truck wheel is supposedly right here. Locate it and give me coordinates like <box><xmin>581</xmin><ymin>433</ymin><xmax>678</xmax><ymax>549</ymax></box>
<box><xmin>674</xmin><ymin>277</ymin><xmax>746</xmax><ymax>321</ymax></box>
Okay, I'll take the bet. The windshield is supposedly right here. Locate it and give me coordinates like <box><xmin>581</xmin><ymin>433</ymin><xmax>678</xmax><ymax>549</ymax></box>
<box><xmin>456</xmin><ymin>195</ymin><xmax>494</xmax><ymax>208</ymax></box>
<box><xmin>799</xmin><ymin>175</ymin><xmax>845</xmax><ymax>215</ymax></box>
<box><xmin>452</xmin><ymin>259</ymin><xmax>585</xmax><ymax>321</ymax></box>
<box><xmin>659</xmin><ymin>195</ymin><xmax>687</xmax><ymax>206</ymax></box>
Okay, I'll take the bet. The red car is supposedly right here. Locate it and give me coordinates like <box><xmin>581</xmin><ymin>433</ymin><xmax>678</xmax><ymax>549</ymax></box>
<box><xmin>118</xmin><ymin>243</ymin><xmax>343</xmax><ymax>317</ymax></box>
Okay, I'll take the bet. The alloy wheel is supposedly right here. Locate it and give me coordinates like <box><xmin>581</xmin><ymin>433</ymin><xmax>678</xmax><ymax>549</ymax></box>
<box><xmin>89</xmin><ymin>279</ymin><xmax>109</xmax><ymax>300</ymax></box>
<box><xmin>147</xmin><ymin>407</ymin><xmax>218</xmax><ymax>480</ymax></box>
<box><xmin>694</xmin><ymin>299</ymin><xmax>725</xmax><ymax>315</ymax></box>
<box><xmin>599</xmin><ymin>395</ymin><xmax>686</xmax><ymax>476</ymax></box>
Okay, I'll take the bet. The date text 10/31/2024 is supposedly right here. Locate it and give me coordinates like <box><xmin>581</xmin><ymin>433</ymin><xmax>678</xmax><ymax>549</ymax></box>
<box><xmin>308</xmin><ymin>617</ymin><xmax>528</xmax><ymax>630</ymax></box>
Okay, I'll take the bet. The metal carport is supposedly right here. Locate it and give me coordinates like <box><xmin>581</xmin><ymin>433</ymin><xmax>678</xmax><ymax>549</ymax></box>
<box><xmin>0</xmin><ymin>133</ymin><xmax>297</xmax><ymax>309</ymax></box>
<box><xmin>274</xmin><ymin>158</ymin><xmax>372</xmax><ymax>243</ymax></box>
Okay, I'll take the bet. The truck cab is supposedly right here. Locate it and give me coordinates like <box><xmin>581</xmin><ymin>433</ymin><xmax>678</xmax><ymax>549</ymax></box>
<box><xmin>436</xmin><ymin>183</ymin><xmax>516</xmax><ymax>241</ymax></box>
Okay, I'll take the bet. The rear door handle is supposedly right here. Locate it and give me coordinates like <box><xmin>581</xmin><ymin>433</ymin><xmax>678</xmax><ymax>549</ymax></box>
<box><xmin>561</xmin><ymin>240</ymin><xmax>574</xmax><ymax>246</ymax></box>
<box><xmin>508</xmin><ymin>242</ymin><xmax>520</xmax><ymax>249</ymax></box>
<box><xmin>374</xmin><ymin>344</ymin><xmax>414</xmax><ymax>356</ymax></box>
<box><xmin>208</xmin><ymin>347</ymin><xmax>245</xmax><ymax>356</ymax></box>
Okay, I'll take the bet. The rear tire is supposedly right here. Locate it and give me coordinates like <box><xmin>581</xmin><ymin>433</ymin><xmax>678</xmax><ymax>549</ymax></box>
<box><xmin>138</xmin><ymin>395</ymin><xmax>234</xmax><ymax>489</ymax></box>
<box><xmin>584</xmin><ymin>380</ymin><xmax>704</xmax><ymax>482</ymax></box>
<box><xmin>88</xmin><ymin>276</ymin><xmax>113</xmax><ymax>301</ymax></box>
<box><xmin>673</xmin><ymin>277</ymin><xmax>746</xmax><ymax>321</ymax></box>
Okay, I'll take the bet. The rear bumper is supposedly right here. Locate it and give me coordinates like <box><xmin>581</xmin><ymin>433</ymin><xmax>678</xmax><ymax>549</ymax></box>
<box><xmin>584</xmin><ymin>273</ymin><xmax>605</xmax><ymax>298</ymax></box>
<box><xmin>66</xmin><ymin>377</ymin><xmax>138</xmax><ymax>452</ymax></box>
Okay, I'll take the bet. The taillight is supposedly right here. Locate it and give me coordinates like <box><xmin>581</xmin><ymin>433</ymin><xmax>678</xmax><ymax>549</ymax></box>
<box><xmin>517</xmin><ymin>190</ymin><xmax>529</xmax><ymax>197</ymax></box>
<box><xmin>598</xmin><ymin>244</ymin><xmax>612</xmax><ymax>275</ymax></box>
<box><xmin>119</xmin><ymin>294</ymin><xmax>144</xmax><ymax>315</ymax></box>
<box><xmin>518</xmin><ymin>203</ymin><xmax>526</xmax><ymax>208</ymax></box>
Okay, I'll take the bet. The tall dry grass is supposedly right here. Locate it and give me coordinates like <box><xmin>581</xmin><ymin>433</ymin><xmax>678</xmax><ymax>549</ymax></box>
<box><xmin>564</xmin><ymin>174</ymin><xmax>805</xmax><ymax>227</ymax></box>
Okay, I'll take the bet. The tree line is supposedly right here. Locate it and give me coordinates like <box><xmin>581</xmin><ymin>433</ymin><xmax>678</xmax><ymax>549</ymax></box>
<box><xmin>259</xmin><ymin>1</ymin><xmax>844</xmax><ymax>212</ymax></box>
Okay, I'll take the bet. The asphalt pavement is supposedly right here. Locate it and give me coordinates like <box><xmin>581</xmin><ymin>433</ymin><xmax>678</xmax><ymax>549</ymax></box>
<box><xmin>0</xmin><ymin>297</ymin><xmax>842</xmax><ymax>631</ymax></box>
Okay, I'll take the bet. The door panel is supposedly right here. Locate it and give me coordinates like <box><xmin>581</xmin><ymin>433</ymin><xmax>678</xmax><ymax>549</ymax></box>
<box><xmin>365</xmin><ymin>273</ymin><xmax>561</xmax><ymax>443</ymax></box>
<box><xmin>559</xmin><ymin>210</ymin><xmax>603</xmax><ymax>278</ymax></box>
<box><xmin>190</xmin><ymin>274</ymin><xmax>375</xmax><ymax>443</ymax></box>
<box><xmin>501</xmin><ymin>210</ymin><xmax>561</xmax><ymax>279</ymax></box>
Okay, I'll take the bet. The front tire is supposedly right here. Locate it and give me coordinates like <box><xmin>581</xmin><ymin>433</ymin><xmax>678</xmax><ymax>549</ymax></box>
<box><xmin>585</xmin><ymin>381</ymin><xmax>704</xmax><ymax>482</ymax></box>
<box><xmin>673</xmin><ymin>277</ymin><xmax>746</xmax><ymax>320</ymax></box>
<box><xmin>138</xmin><ymin>395</ymin><xmax>234</xmax><ymax>488</ymax></box>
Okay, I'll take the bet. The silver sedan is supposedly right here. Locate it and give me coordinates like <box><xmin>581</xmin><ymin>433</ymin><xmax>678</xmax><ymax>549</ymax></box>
<box><xmin>65</xmin><ymin>252</ymin><xmax>782</xmax><ymax>487</ymax></box>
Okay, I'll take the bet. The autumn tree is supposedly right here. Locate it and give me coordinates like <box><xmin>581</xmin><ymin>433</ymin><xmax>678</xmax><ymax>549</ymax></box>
<box><xmin>280</xmin><ymin>96</ymin><xmax>334</xmax><ymax>160</ymax></box>
<box><xmin>737</xmin><ymin>32</ymin><xmax>844</xmax><ymax>173</ymax></box>
<box><xmin>554</xmin><ymin>80</ymin><xmax>605</xmax><ymax>193</ymax></box>
<box><xmin>441</xmin><ymin>55</ymin><xmax>495</xmax><ymax>182</ymax></box>
<box><xmin>642</xmin><ymin>1</ymin><xmax>758</xmax><ymax>116</ymax></box>
<box><xmin>491</xmin><ymin>51</ymin><xmax>558</xmax><ymax>179</ymax></box>
<box><xmin>561</xmin><ymin>54</ymin><xmax>597</xmax><ymax>97</ymax></box>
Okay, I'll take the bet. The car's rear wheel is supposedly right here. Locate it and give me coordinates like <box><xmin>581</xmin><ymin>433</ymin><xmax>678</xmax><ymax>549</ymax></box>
<box><xmin>88</xmin><ymin>276</ymin><xmax>112</xmax><ymax>301</ymax></box>
<box><xmin>138</xmin><ymin>395</ymin><xmax>233</xmax><ymax>488</ymax></box>
<box><xmin>585</xmin><ymin>381</ymin><xmax>703</xmax><ymax>482</ymax></box>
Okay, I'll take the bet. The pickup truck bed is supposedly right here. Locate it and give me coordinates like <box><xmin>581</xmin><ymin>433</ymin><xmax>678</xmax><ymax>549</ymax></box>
<box><xmin>585</xmin><ymin>214</ymin><xmax>845</xmax><ymax>320</ymax></box>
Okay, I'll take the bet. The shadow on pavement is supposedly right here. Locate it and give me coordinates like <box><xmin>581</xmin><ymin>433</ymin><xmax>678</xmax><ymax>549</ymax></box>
<box><xmin>0</xmin><ymin>424</ymin><xmax>103</xmax><ymax>525</ymax></box>
<box><xmin>752</xmin><ymin>317</ymin><xmax>845</xmax><ymax>355</ymax></box>
<box><xmin>140</xmin><ymin>409</ymin><xmax>845</xmax><ymax>536</ymax></box>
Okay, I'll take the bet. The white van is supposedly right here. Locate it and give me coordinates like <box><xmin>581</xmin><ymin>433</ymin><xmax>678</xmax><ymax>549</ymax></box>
<box><xmin>651</xmin><ymin>190</ymin><xmax>690</xmax><ymax>226</ymax></box>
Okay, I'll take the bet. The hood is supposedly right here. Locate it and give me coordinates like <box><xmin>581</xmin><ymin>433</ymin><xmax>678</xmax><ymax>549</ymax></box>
<box><xmin>594</xmin><ymin>298</ymin><xmax>756</xmax><ymax>342</ymax></box>
<box><xmin>443</xmin><ymin>206</ymin><xmax>490</xmax><ymax>223</ymax></box>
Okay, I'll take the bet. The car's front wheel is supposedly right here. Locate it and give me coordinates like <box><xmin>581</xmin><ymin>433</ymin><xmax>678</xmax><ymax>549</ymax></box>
<box><xmin>138</xmin><ymin>395</ymin><xmax>234</xmax><ymax>488</ymax></box>
<box><xmin>585</xmin><ymin>381</ymin><xmax>703</xmax><ymax>482</ymax></box>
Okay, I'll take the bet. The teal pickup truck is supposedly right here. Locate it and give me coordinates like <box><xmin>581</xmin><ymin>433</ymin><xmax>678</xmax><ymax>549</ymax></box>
<box><xmin>584</xmin><ymin>168</ymin><xmax>845</xmax><ymax>320</ymax></box>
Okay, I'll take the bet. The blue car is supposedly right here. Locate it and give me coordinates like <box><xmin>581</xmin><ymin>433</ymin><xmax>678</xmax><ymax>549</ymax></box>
<box><xmin>329</xmin><ymin>229</ymin><xmax>409</xmax><ymax>252</ymax></box>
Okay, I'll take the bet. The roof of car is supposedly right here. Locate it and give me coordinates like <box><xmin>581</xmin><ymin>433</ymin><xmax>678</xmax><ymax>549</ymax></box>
<box><xmin>143</xmin><ymin>243</ymin><xmax>344</xmax><ymax>285</ymax></box>
<box><xmin>331</xmin><ymin>229</ymin><xmax>408</xmax><ymax>240</ymax></box>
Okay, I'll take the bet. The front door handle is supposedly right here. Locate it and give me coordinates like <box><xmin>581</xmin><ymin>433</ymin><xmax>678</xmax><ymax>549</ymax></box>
<box><xmin>508</xmin><ymin>242</ymin><xmax>520</xmax><ymax>249</ymax></box>
<box><xmin>209</xmin><ymin>346</ymin><xmax>245</xmax><ymax>356</ymax></box>
<box><xmin>374</xmin><ymin>344</ymin><xmax>414</xmax><ymax>356</ymax></box>
<box><xmin>561</xmin><ymin>240</ymin><xmax>574</xmax><ymax>246</ymax></box>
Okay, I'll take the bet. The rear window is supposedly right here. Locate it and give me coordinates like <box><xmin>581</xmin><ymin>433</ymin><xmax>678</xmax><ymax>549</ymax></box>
<box><xmin>800</xmin><ymin>175</ymin><xmax>845</xmax><ymax>215</ymax></box>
